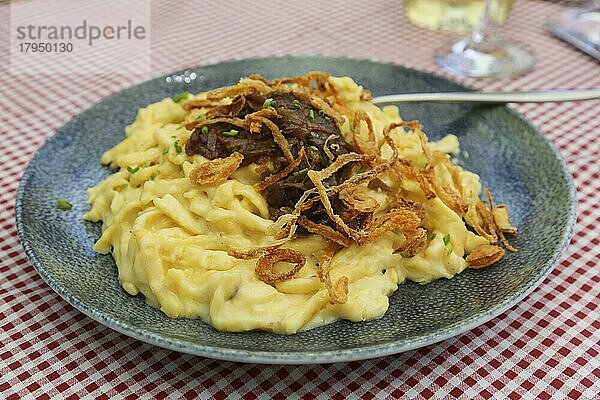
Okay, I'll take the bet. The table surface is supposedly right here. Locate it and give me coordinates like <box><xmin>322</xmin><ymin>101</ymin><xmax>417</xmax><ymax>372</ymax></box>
<box><xmin>1</xmin><ymin>0</ymin><xmax>598</xmax><ymax>398</ymax></box>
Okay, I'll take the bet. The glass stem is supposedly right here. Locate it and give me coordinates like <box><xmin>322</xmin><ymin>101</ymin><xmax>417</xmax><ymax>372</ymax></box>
<box><xmin>472</xmin><ymin>0</ymin><xmax>499</xmax><ymax>45</ymax></box>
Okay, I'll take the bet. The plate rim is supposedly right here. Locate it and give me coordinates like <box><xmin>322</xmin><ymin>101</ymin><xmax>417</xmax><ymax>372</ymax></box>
<box><xmin>15</xmin><ymin>55</ymin><xmax>577</xmax><ymax>364</ymax></box>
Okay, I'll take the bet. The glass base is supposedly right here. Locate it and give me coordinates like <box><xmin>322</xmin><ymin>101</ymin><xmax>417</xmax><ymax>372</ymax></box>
<box><xmin>435</xmin><ymin>36</ymin><xmax>535</xmax><ymax>78</ymax></box>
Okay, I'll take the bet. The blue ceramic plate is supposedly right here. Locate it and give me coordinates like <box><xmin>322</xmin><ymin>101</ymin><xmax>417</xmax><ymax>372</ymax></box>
<box><xmin>16</xmin><ymin>57</ymin><xmax>576</xmax><ymax>364</ymax></box>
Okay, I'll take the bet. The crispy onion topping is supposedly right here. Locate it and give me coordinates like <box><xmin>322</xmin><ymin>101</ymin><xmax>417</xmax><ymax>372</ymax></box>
<box><xmin>189</xmin><ymin>152</ymin><xmax>243</xmax><ymax>187</ymax></box>
<box><xmin>394</xmin><ymin>227</ymin><xmax>428</xmax><ymax>257</ymax></box>
<box><xmin>338</xmin><ymin>185</ymin><xmax>379</xmax><ymax>213</ymax></box>
<box><xmin>486</xmin><ymin>189</ymin><xmax>517</xmax><ymax>252</ymax></box>
<box><xmin>255</xmin><ymin>147</ymin><xmax>306</xmax><ymax>191</ymax></box>
<box><xmin>318</xmin><ymin>243</ymin><xmax>348</xmax><ymax>304</ymax></box>
<box><xmin>228</xmin><ymin>246</ymin><xmax>306</xmax><ymax>285</ymax></box>
<box><xmin>466</xmin><ymin>244</ymin><xmax>505</xmax><ymax>269</ymax></box>
<box><xmin>255</xmin><ymin>248</ymin><xmax>306</xmax><ymax>285</ymax></box>
<box><xmin>244</xmin><ymin>113</ymin><xmax>294</xmax><ymax>162</ymax></box>
<box><xmin>180</xmin><ymin>71</ymin><xmax>518</xmax><ymax>298</ymax></box>
<box><xmin>353</xmin><ymin>110</ymin><xmax>377</xmax><ymax>157</ymax></box>
<box><xmin>297</xmin><ymin>215</ymin><xmax>353</xmax><ymax>247</ymax></box>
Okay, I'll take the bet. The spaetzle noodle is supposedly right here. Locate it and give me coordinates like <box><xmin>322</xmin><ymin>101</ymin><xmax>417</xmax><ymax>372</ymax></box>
<box><xmin>84</xmin><ymin>73</ymin><xmax>516</xmax><ymax>334</ymax></box>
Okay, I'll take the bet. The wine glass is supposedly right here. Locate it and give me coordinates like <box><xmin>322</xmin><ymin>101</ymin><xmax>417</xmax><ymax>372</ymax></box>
<box><xmin>435</xmin><ymin>0</ymin><xmax>535</xmax><ymax>78</ymax></box>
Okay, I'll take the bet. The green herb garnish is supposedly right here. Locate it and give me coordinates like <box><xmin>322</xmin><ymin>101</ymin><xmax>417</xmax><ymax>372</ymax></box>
<box><xmin>292</xmin><ymin>168</ymin><xmax>309</xmax><ymax>177</ymax></box>
<box><xmin>174</xmin><ymin>141</ymin><xmax>182</xmax><ymax>153</ymax></box>
<box><xmin>162</xmin><ymin>147</ymin><xmax>169</xmax><ymax>155</ymax></box>
<box><xmin>292</xmin><ymin>99</ymin><xmax>301</xmax><ymax>108</ymax></box>
<box><xmin>222</xmin><ymin>129</ymin><xmax>239</xmax><ymax>137</ymax></box>
<box><xmin>317</xmin><ymin>109</ymin><xmax>330</xmax><ymax>120</ymax></box>
<box><xmin>399</xmin><ymin>252</ymin><xmax>412</xmax><ymax>258</ymax></box>
<box><xmin>150</xmin><ymin>173</ymin><xmax>157</xmax><ymax>181</ymax></box>
<box><xmin>443</xmin><ymin>234</ymin><xmax>452</xmax><ymax>255</ymax></box>
<box><xmin>201</xmin><ymin>125</ymin><xmax>209</xmax><ymax>134</ymax></box>
<box><xmin>309</xmin><ymin>145</ymin><xmax>318</xmax><ymax>151</ymax></box>
<box><xmin>262</xmin><ymin>98</ymin><xmax>276</xmax><ymax>110</ymax></box>
<box><xmin>357</xmin><ymin>165</ymin><xmax>367</xmax><ymax>174</ymax></box>
<box><xmin>427</xmin><ymin>232</ymin><xmax>437</xmax><ymax>241</ymax></box>
<box><xmin>349</xmin><ymin>123</ymin><xmax>355</xmax><ymax>132</ymax></box>
<box><xmin>419</xmin><ymin>281</ymin><xmax>431</xmax><ymax>286</ymax></box>
<box><xmin>127</xmin><ymin>166</ymin><xmax>140</xmax><ymax>174</ymax></box>
<box><xmin>308</xmin><ymin>109</ymin><xmax>315</xmax><ymax>121</ymax></box>
<box><xmin>172</xmin><ymin>91</ymin><xmax>190</xmax><ymax>103</ymax></box>
<box><xmin>56</xmin><ymin>199</ymin><xmax>72</xmax><ymax>210</ymax></box>
<box><xmin>119</xmin><ymin>183</ymin><xmax>128</xmax><ymax>190</ymax></box>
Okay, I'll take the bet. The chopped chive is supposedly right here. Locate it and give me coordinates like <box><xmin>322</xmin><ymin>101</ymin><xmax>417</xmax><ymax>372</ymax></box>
<box><xmin>443</xmin><ymin>234</ymin><xmax>452</xmax><ymax>255</ymax></box>
<box><xmin>357</xmin><ymin>165</ymin><xmax>367</xmax><ymax>174</ymax></box>
<box><xmin>222</xmin><ymin>129</ymin><xmax>239</xmax><ymax>137</ymax></box>
<box><xmin>119</xmin><ymin>183</ymin><xmax>128</xmax><ymax>190</ymax></box>
<box><xmin>427</xmin><ymin>232</ymin><xmax>437</xmax><ymax>241</ymax></box>
<box><xmin>172</xmin><ymin>91</ymin><xmax>190</xmax><ymax>103</ymax></box>
<box><xmin>399</xmin><ymin>252</ymin><xmax>412</xmax><ymax>258</ymax></box>
<box><xmin>162</xmin><ymin>147</ymin><xmax>169</xmax><ymax>155</ymax></box>
<box><xmin>349</xmin><ymin>123</ymin><xmax>355</xmax><ymax>132</ymax></box>
<box><xmin>292</xmin><ymin>99</ymin><xmax>301</xmax><ymax>108</ymax></box>
<box><xmin>419</xmin><ymin>281</ymin><xmax>431</xmax><ymax>286</ymax></box>
<box><xmin>308</xmin><ymin>109</ymin><xmax>315</xmax><ymax>121</ymax></box>
<box><xmin>309</xmin><ymin>145</ymin><xmax>318</xmax><ymax>151</ymax></box>
<box><xmin>174</xmin><ymin>140</ymin><xmax>182</xmax><ymax>153</ymax></box>
<box><xmin>288</xmin><ymin>144</ymin><xmax>294</xmax><ymax>150</ymax></box>
<box><xmin>317</xmin><ymin>109</ymin><xmax>327</xmax><ymax>118</ymax></box>
<box><xmin>127</xmin><ymin>166</ymin><xmax>140</xmax><ymax>174</ymax></box>
<box><xmin>150</xmin><ymin>173</ymin><xmax>157</xmax><ymax>180</ymax></box>
<box><xmin>262</xmin><ymin>98</ymin><xmax>276</xmax><ymax>109</ymax></box>
<box><xmin>292</xmin><ymin>167</ymin><xmax>309</xmax><ymax>177</ymax></box>
<box><xmin>201</xmin><ymin>125</ymin><xmax>209</xmax><ymax>134</ymax></box>
<box><xmin>56</xmin><ymin>199</ymin><xmax>72</xmax><ymax>210</ymax></box>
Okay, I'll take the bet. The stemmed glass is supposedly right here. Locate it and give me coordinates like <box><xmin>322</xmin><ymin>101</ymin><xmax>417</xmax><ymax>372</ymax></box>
<box><xmin>435</xmin><ymin>0</ymin><xmax>535</xmax><ymax>78</ymax></box>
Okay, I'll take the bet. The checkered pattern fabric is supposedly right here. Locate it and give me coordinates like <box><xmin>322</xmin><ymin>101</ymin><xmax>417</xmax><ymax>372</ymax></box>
<box><xmin>1</xmin><ymin>0</ymin><xmax>598</xmax><ymax>398</ymax></box>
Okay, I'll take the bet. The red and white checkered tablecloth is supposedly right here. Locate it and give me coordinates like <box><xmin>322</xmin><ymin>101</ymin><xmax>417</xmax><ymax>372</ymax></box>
<box><xmin>1</xmin><ymin>0</ymin><xmax>598</xmax><ymax>398</ymax></box>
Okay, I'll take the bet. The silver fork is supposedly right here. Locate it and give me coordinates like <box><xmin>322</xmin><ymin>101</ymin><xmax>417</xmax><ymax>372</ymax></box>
<box><xmin>372</xmin><ymin>89</ymin><xmax>600</xmax><ymax>105</ymax></box>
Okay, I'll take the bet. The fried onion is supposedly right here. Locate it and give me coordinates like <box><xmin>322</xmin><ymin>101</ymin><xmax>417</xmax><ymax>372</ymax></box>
<box><xmin>368</xmin><ymin>207</ymin><xmax>422</xmax><ymax>242</ymax></box>
<box><xmin>307</xmin><ymin>153</ymin><xmax>369</xmax><ymax>242</ymax></box>
<box><xmin>255</xmin><ymin>248</ymin><xmax>306</xmax><ymax>285</ymax></box>
<box><xmin>244</xmin><ymin>113</ymin><xmax>294</xmax><ymax>163</ymax></box>
<box><xmin>298</xmin><ymin>216</ymin><xmax>353</xmax><ymax>247</ymax></box>
<box><xmin>178</xmin><ymin>71</ymin><xmax>519</xmax><ymax>304</ymax></box>
<box><xmin>184</xmin><ymin>116</ymin><xmax>247</xmax><ymax>131</ymax></box>
<box><xmin>394</xmin><ymin>227</ymin><xmax>428</xmax><ymax>257</ymax></box>
<box><xmin>189</xmin><ymin>152</ymin><xmax>243</xmax><ymax>187</ymax></box>
<box><xmin>466</xmin><ymin>244</ymin><xmax>505</xmax><ymax>269</ymax></box>
<box><xmin>353</xmin><ymin>110</ymin><xmax>377</xmax><ymax>156</ymax></box>
<box><xmin>318</xmin><ymin>243</ymin><xmax>348</xmax><ymax>304</ymax></box>
<box><xmin>255</xmin><ymin>147</ymin><xmax>306</xmax><ymax>191</ymax></box>
<box><xmin>338</xmin><ymin>185</ymin><xmax>379</xmax><ymax>213</ymax></box>
<box><xmin>486</xmin><ymin>189</ymin><xmax>517</xmax><ymax>252</ymax></box>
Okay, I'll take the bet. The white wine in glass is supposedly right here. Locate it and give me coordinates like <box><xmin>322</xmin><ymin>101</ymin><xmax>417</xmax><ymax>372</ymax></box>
<box><xmin>405</xmin><ymin>0</ymin><xmax>515</xmax><ymax>33</ymax></box>
<box><xmin>434</xmin><ymin>0</ymin><xmax>535</xmax><ymax>78</ymax></box>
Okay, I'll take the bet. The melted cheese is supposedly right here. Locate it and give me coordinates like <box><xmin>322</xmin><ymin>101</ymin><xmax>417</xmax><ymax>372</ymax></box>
<box><xmin>84</xmin><ymin>77</ymin><xmax>489</xmax><ymax>334</ymax></box>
